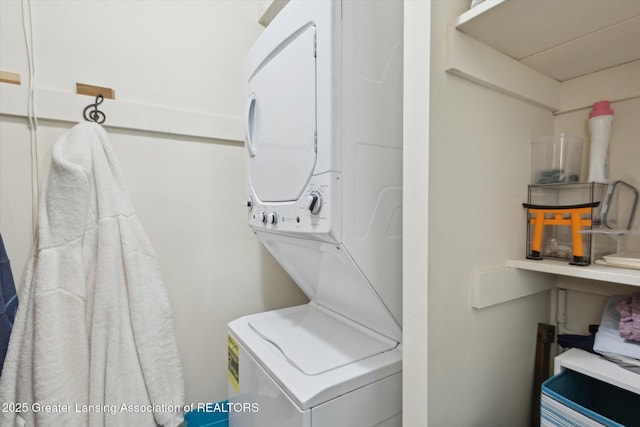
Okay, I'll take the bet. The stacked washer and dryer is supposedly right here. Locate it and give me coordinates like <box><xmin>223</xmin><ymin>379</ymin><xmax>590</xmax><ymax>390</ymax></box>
<box><xmin>227</xmin><ymin>1</ymin><xmax>403</xmax><ymax>426</ymax></box>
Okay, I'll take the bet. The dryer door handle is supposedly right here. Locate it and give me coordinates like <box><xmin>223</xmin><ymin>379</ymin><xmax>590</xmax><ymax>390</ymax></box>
<box><xmin>245</xmin><ymin>95</ymin><xmax>257</xmax><ymax>157</ymax></box>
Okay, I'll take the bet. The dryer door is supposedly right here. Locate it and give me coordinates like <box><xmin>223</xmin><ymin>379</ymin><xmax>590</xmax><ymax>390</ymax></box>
<box><xmin>246</xmin><ymin>25</ymin><xmax>317</xmax><ymax>203</ymax></box>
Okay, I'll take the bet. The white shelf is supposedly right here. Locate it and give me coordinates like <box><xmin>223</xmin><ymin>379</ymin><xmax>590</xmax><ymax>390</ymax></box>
<box><xmin>506</xmin><ymin>258</ymin><xmax>640</xmax><ymax>287</ymax></box>
<box><xmin>445</xmin><ymin>0</ymin><xmax>640</xmax><ymax>112</ymax></box>
<box><xmin>555</xmin><ymin>348</ymin><xmax>640</xmax><ymax>395</ymax></box>
<box><xmin>455</xmin><ymin>0</ymin><xmax>640</xmax><ymax>82</ymax></box>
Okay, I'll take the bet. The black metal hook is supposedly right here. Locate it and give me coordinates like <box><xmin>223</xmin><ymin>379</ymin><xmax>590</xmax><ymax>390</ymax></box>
<box><xmin>83</xmin><ymin>94</ymin><xmax>106</xmax><ymax>124</ymax></box>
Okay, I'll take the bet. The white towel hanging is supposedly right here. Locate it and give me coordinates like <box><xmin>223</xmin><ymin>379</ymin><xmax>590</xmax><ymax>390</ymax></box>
<box><xmin>0</xmin><ymin>123</ymin><xmax>185</xmax><ymax>427</ymax></box>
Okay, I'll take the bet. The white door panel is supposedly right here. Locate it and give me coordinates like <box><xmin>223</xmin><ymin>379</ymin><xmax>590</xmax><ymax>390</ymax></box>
<box><xmin>247</xmin><ymin>25</ymin><xmax>317</xmax><ymax>203</ymax></box>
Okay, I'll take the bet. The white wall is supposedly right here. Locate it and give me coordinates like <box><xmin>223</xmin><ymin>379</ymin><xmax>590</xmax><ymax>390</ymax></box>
<box><xmin>423</xmin><ymin>1</ymin><xmax>553</xmax><ymax>425</ymax></box>
<box><xmin>0</xmin><ymin>0</ymin><xmax>307</xmax><ymax>406</ymax></box>
<box><xmin>402</xmin><ymin>1</ymin><xmax>430</xmax><ymax>425</ymax></box>
<box><xmin>552</xmin><ymin>97</ymin><xmax>640</xmax><ymax>336</ymax></box>
<box><xmin>1</xmin><ymin>0</ymin><xmax>263</xmax><ymax>116</ymax></box>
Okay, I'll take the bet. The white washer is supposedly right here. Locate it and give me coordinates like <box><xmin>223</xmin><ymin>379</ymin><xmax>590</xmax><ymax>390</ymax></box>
<box><xmin>229</xmin><ymin>1</ymin><xmax>403</xmax><ymax>426</ymax></box>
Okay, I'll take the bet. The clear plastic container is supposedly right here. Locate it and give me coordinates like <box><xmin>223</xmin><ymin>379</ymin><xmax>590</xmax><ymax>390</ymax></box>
<box><xmin>531</xmin><ymin>134</ymin><xmax>584</xmax><ymax>185</ymax></box>
<box><xmin>525</xmin><ymin>182</ymin><xmax>615</xmax><ymax>263</ymax></box>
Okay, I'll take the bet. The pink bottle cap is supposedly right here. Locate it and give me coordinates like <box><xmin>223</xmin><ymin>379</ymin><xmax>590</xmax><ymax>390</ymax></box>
<box><xmin>589</xmin><ymin>100</ymin><xmax>614</xmax><ymax>118</ymax></box>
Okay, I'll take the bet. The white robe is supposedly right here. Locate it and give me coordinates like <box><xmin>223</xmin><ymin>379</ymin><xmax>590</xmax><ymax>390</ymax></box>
<box><xmin>0</xmin><ymin>123</ymin><xmax>185</xmax><ymax>426</ymax></box>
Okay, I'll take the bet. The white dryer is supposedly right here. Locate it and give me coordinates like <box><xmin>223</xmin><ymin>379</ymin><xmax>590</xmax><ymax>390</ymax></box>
<box><xmin>228</xmin><ymin>1</ymin><xmax>403</xmax><ymax>426</ymax></box>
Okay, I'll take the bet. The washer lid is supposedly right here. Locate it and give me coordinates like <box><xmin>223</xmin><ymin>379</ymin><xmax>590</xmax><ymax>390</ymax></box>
<box><xmin>228</xmin><ymin>305</ymin><xmax>402</xmax><ymax>410</ymax></box>
<box><xmin>248</xmin><ymin>305</ymin><xmax>397</xmax><ymax>376</ymax></box>
<box><xmin>256</xmin><ymin>232</ymin><xmax>403</xmax><ymax>342</ymax></box>
<box><xmin>245</xmin><ymin>24</ymin><xmax>317</xmax><ymax>203</ymax></box>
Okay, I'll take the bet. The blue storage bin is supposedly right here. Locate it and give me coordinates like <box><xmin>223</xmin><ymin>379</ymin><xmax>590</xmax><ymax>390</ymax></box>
<box><xmin>541</xmin><ymin>369</ymin><xmax>640</xmax><ymax>427</ymax></box>
<box><xmin>184</xmin><ymin>401</ymin><xmax>229</xmax><ymax>427</ymax></box>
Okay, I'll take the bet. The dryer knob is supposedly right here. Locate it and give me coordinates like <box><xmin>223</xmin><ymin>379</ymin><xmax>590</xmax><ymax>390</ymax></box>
<box><xmin>257</xmin><ymin>212</ymin><xmax>267</xmax><ymax>224</ymax></box>
<box><xmin>267</xmin><ymin>212</ymin><xmax>278</xmax><ymax>224</ymax></box>
<box><xmin>305</xmin><ymin>191</ymin><xmax>322</xmax><ymax>215</ymax></box>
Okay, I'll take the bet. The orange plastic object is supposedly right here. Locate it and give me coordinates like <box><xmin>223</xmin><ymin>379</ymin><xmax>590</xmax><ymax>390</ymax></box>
<box><xmin>523</xmin><ymin>202</ymin><xmax>600</xmax><ymax>266</ymax></box>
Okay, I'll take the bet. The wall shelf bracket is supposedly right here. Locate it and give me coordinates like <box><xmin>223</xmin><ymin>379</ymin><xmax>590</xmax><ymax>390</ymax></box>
<box><xmin>472</xmin><ymin>266</ymin><xmax>555</xmax><ymax>309</ymax></box>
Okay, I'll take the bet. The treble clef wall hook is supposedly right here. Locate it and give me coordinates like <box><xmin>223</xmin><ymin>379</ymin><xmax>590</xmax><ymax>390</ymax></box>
<box><xmin>83</xmin><ymin>94</ymin><xmax>106</xmax><ymax>124</ymax></box>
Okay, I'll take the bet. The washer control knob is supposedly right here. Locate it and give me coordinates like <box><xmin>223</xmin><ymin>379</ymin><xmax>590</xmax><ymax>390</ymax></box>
<box><xmin>267</xmin><ymin>212</ymin><xmax>278</xmax><ymax>224</ymax></box>
<box><xmin>305</xmin><ymin>191</ymin><xmax>322</xmax><ymax>215</ymax></box>
<box><xmin>257</xmin><ymin>212</ymin><xmax>267</xmax><ymax>224</ymax></box>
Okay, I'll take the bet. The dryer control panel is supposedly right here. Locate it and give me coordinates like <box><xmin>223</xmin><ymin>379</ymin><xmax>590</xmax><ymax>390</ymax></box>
<box><xmin>247</xmin><ymin>172</ymin><xmax>341</xmax><ymax>242</ymax></box>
